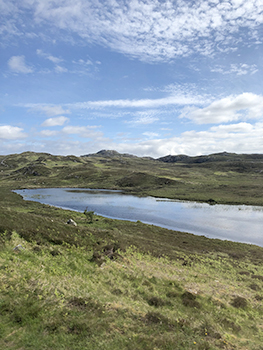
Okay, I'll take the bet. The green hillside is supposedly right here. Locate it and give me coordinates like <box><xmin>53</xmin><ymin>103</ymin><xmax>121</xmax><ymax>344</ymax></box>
<box><xmin>1</xmin><ymin>151</ymin><xmax>263</xmax><ymax>349</ymax></box>
<box><xmin>1</xmin><ymin>150</ymin><xmax>263</xmax><ymax>205</ymax></box>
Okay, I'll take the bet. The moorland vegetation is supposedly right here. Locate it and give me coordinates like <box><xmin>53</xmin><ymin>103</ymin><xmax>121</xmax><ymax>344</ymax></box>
<box><xmin>1</xmin><ymin>150</ymin><xmax>263</xmax><ymax>349</ymax></box>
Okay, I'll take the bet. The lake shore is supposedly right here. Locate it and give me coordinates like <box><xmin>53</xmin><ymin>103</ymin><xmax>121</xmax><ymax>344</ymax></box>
<box><xmin>15</xmin><ymin>187</ymin><xmax>263</xmax><ymax>247</ymax></box>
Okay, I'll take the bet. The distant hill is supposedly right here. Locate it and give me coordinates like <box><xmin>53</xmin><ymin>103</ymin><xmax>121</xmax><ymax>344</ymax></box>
<box><xmin>157</xmin><ymin>151</ymin><xmax>263</xmax><ymax>163</ymax></box>
<box><xmin>81</xmin><ymin>149</ymin><xmax>154</xmax><ymax>160</ymax></box>
<box><xmin>81</xmin><ymin>149</ymin><xmax>136</xmax><ymax>158</ymax></box>
<box><xmin>1</xmin><ymin>149</ymin><xmax>263</xmax><ymax>206</ymax></box>
<box><xmin>81</xmin><ymin>149</ymin><xmax>263</xmax><ymax>163</ymax></box>
<box><xmin>2</xmin><ymin>149</ymin><xmax>263</xmax><ymax>163</ymax></box>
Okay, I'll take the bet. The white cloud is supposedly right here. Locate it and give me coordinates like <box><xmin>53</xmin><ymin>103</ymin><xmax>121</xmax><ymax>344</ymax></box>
<box><xmin>71</xmin><ymin>94</ymin><xmax>206</xmax><ymax>110</ymax></box>
<box><xmin>0</xmin><ymin>0</ymin><xmax>16</xmax><ymax>14</ymax></box>
<box><xmin>0</xmin><ymin>125</ymin><xmax>27</xmax><ymax>139</ymax></box>
<box><xmin>143</xmin><ymin>132</ymin><xmax>159</xmax><ymax>138</ymax></box>
<box><xmin>8</xmin><ymin>56</ymin><xmax>33</xmax><ymax>73</ymax></box>
<box><xmin>40</xmin><ymin>130</ymin><xmax>58</xmax><ymax>136</ymax></box>
<box><xmin>211</xmin><ymin>63</ymin><xmax>258</xmax><ymax>75</ymax></box>
<box><xmin>36</xmin><ymin>49</ymin><xmax>63</xmax><ymax>64</ymax></box>
<box><xmin>74</xmin><ymin>59</ymin><xmax>93</xmax><ymax>66</ymax></box>
<box><xmin>41</xmin><ymin>116</ymin><xmax>69</xmax><ymax>127</ymax></box>
<box><xmin>0</xmin><ymin>1</ymin><xmax>20</xmax><ymax>39</ymax></box>
<box><xmin>180</xmin><ymin>93</ymin><xmax>263</xmax><ymax>124</ymax></box>
<box><xmin>210</xmin><ymin>122</ymin><xmax>253</xmax><ymax>134</ymax></box>
<box><xmin>45</xmin><ymin>121</ymin><xmax>263</xmax><ymax>157</ymax></box>
<box><xmin>69</xmin><ymin>92</ymin><xmax>263</xmax><ymax>127</ymax></box>
<box><xmin>229</xmin><ymin>64</ymin><xmax>258</xmax><ymax>76</ymax></box>
<box><xmin>127</xmin><ymin>111</ymin><xmax>160</xmax><ymax>126</ymax></box>
<box><xmin>62</xmin><ymin>125</ymin><xmax>104</xmax><ymax>139</ymax></box>
<box><xmin>4</xmin><ymin>0</ymin><xmax>263</xmax><ymax>62</ymax></box>
<box><xmin>113</xmin><ymin>121</ymin><xmax>263</xmax><ymax>157</ymax></box>
<box><xmin>48</xmin><ymin>56</ymin><xmax>62</xmax><ymax>64</ymax></box>
<box><xmin>55</xmin><ymin>65</ymin><xmax>68</xmax><ymax>73</ymax></box>
<box><xmin>27</xmin><ymin>104</ymin><xmax>71</xmax><ymax>116</ymax></box>
<box><xmin>1</xmin><ymin>120</ymin><xmax>263</xmax><ymax>158</ymax></box>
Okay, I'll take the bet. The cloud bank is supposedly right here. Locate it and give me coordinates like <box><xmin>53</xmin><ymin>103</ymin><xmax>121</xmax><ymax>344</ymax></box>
<box><xmin>2</xmin><ymin>0</ymin><xmax>263</xmax><ymax>62</ymax></box>
<box><xmin>2</xmin><ymin>120</ymin><xmax>262</xmax><ymax>158</ymax></box>
<box><xmin>180</xmin><ymin>93</ymin><xmax>263</xmax><ymax>124</ymax></box>
<box><xmin>2</xmin><ymin>92</ymin><xmax>263</xmax><ymax>157</ymax></box>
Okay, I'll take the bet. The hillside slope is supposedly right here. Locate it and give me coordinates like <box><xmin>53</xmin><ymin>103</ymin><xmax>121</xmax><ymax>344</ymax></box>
<box><xmin>0</xmin><ymin>151</ymin><xmax>263</xmax><ymax>349</ymax></box>
<box><xmin>1</xmin><ymin>150</ymin><xmax>263</xmax><ymax>206</ymax></box>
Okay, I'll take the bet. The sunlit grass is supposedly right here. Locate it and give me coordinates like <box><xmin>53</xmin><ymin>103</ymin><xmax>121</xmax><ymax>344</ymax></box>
<box><xmin>1</xmin><ymin>230</ymin><xmax>263</xmax><ymax>349</ymax></box>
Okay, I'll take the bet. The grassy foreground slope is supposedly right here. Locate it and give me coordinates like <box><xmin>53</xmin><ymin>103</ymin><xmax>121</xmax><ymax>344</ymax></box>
<box><xmin>1</xmin><ymin>151</ymin><xmax>263</xmax><ymax>349</ymax></box>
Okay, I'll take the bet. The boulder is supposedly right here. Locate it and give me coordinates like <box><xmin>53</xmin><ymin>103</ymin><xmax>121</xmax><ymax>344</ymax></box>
<box><xmin>13</xmin><ymin>244</ymin><xmax>25</xmax><ymax>252</ymax></box>
<box><xmin>67</xmin><ymin>219</ymin><xmax>77</xmax><ymax>226</ymax></box>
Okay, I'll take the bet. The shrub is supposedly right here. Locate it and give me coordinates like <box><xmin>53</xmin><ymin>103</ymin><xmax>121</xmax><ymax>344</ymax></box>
<box><xmin>231</xmin><ymin>296</ymin><xmax>248</xmax><ymax>309</ymax></box>
<box><xmin>181</xmin><ymin>291</ymin><xmax>200</xmax><ymax>308</ymax></box>
<box><xmin>84</xmin><ymin>208</ymin><xmax>94</xmax><ymax>223</ymax></box>
<box><xmin>147</xmin><ymin>296</ymin><xmax>166</xmax><ymax>307</ymax></box>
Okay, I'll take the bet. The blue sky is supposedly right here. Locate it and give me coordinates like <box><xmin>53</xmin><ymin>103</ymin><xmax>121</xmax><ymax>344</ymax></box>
<box><xmin>1</xmin><ymin>0</ymin><xmax>263</xmax><ymax>157</ymax></box>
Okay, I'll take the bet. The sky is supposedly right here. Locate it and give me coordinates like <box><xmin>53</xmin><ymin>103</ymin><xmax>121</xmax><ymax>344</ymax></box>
<box><xmin>1</xmin><ymin>0</ymin><xmax>263</xmax><ymax>158</ymax></box>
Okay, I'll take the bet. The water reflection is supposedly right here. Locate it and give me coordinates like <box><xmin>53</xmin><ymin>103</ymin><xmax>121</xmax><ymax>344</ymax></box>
<box><xmin>15</xmin><ymin>188</ymin><xmax>263</xmax><ymax>247</ymax></box>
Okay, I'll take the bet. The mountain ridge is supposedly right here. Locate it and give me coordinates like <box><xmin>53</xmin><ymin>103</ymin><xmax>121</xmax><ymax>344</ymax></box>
<box><xmin>1</xmin><ymin>148</ymin><xmax>263</xmax><ymax>209</ymax></box>
<box><xmin>2</xmin><ymin>149</ymin><xmax>263</xmax><ymax>162</ymax></box>
<box><xmin>81</xmin><ymin>149</ymin><xmax>263</xmax><ymax>163</ymax></box>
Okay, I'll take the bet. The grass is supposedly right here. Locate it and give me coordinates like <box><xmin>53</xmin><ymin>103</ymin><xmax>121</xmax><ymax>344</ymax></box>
<box><xmin>1</xmin><ymin>150</ymin><xmax>263</xmax><ymax>349</ymax></box>
<box><xmin>1</xmin><ymin>233</ymin><xmax>263</xmax><ymax>349</ymax></box>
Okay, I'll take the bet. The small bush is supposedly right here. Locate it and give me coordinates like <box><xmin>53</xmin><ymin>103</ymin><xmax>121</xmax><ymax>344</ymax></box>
<box><xmin>147</xmin><ymin>296</ymin><xmax>166</xmax><ymax>307</ymax></box>
<box><xmin>221</xmin><ymin>317</ymin><xmax>241</xmax><ymax>333</ymax></box>
<box><xmin>67</xmin><ymin>321</ymin><xmax>90</xmax><ymax>336</ymax></box>
<box><xmin>144</xmin><ymin>311</ymin><xmax>165</xmax><ymax>324</ymax></box>
<box><xmin>50</xmin><ymin>249</ymin><xmax>61</xmax><ymax>256</ymax></box>
<box><xmin>166</xmin><ymin>291</ymin><xmax>179</xmax><ymax>298</ymax></box>
<box><xmin>252</xmin><ymin>275</ymin><xmax>263</xmax><ymax>281</ymax></box>
<box><xmin>33</xmin><ymin>245</ymin><xmax>42</xmax><ymax>253</ymax></box>
<box><xmin>239</xmin><ymin>270</ymin><xmax>251</xmax><ymax>276</ymax></box>
<box><xmin>250</xmin><ymin>283</ymin><xmax>261</xmax><ymax>291</ymax></box>
<box><xmin>84</xmin><ymin>208</ymin><xmax>94</xmax><ymax>223</ymax></box>
<box><xmin>181</xmin><ymin>291</ymin><xmax>200</xmax><ymax>308</ymax></box>
<box><xmin>111</xmin><ymin>288</ymin><xmax>123</xmax><ymax>295</ymax></box>
<box><xmin>144</xmin><ymin>311</ymin><xmax>175</xmax><ymax>330</ymax></box>
<box><xmin>68</xmin><ymin>296</ymin><xmax>103</xmax><ymax>314</ymax></box>
<box><xmin>231</xmin><ymin>296</ymin><xmax>248</xmax><ymax>309</ymax></box>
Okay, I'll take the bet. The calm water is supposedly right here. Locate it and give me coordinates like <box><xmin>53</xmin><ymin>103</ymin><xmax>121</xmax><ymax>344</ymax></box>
<box><xmin>15</xmin><ymin>188</ymin><xmax>263</xmax><ymax>247</ymax></box>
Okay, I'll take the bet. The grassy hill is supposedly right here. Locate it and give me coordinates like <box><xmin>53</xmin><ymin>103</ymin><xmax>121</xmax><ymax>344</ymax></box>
<box><xmin>1</xmin><ymin>151</ymin><xmax>263</xmax><ymax>349</ymax></box>
<box><xmin>1</xmin><ymin>150</ymin><xmax>263</xmax><ymax>205</ymax></box>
